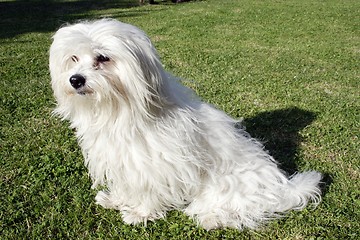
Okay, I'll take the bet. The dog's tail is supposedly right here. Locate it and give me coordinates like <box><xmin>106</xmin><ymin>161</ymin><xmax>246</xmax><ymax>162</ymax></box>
<box><xmin>281</xmin><ymin>171</ymin><xmax>322</xmax><ymax>211</ymax></box>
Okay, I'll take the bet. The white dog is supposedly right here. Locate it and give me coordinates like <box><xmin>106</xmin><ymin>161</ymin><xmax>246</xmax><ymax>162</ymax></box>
<box><xmin>49</xmin><ymin>19</ymin><xmax>321</xmax><ymax>230</ymax></box>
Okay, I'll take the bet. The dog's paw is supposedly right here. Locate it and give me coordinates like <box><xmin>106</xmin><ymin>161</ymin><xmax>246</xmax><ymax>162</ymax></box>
<box><xmin>185</xmin><ymin>205</ymin><xmax>242</xmax><ymax>230</ymax></box>
<box><xmin>121</xmin><ymin>207</ymin><xmax>165</xmax><ymax>226</ymax></box>
<box><xmin>95</xmin><ymin>190</ymin><xmax>111</xmax><ymax>208</ymax></box>
<box><xmin>196</xmin><ymin>214</ymin><xmax>222</xmax><ymax>230</ymax></box>
<box><xmin>95</xmin><ymin>190</ymin><xmax>118</xmax><ymax>209</ymax></box>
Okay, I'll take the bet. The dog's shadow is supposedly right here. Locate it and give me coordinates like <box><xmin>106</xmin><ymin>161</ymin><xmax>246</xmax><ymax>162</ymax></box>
<box><xmin>243</xmin><ymin>107</ymin><xmax>316</xmax><ymax>175</ymax></box>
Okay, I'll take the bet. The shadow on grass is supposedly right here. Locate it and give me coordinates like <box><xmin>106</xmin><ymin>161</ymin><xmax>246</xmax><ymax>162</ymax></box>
<box><xmin>244</xmin><ymin>107</ymin><xmax>334</xmax><ymax>197</ymax></box>
<box><xmin>243</xmin><ymin>107</ymin><xmax>316</xmax><ymax>175</ymax></box>
<box><xmin>0</xmin><ymin>0</ymin><xmax>142</xmax><ymax>39</ymax></box>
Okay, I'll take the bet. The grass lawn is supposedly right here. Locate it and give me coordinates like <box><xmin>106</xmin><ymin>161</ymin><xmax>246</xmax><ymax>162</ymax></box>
<box><xmin>1</xmin><ymin>0</ymin><xmax>359</xmax><ymax>239</ymax></box>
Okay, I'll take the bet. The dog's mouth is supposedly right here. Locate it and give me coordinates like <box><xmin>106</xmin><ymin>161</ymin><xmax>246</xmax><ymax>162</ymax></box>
<box><xmin>76</xmin><ymin>87</ymin><xmax>94</xmax><ymax>95</ymax></box>
<box><xmin>66</xmin><ymin>86</ymin><xmax>94</xmax><ymax>96</ymax></box>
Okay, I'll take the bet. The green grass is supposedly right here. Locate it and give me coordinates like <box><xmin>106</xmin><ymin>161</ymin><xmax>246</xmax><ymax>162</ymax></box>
<box><xmin>1</xmin><ymin>0</ymin><xmax>359</xmax><ymax>239</ymax></box>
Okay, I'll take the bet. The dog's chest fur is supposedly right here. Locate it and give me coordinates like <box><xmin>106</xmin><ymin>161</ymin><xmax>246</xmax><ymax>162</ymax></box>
<box><xmin>77</xmin><ymin>112</ymin><xmax>209</xmax><ymax>204</ymax></box>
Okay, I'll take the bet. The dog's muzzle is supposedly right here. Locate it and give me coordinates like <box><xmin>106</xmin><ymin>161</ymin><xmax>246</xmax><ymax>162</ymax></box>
<box><xmin>70</xmin><ymin>74</ymin><xmax>86</xmax><ymax>89</ymax></box>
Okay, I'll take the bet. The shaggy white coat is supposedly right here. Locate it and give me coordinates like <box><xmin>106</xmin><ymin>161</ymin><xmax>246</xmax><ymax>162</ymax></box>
<box><xmin>49</xmin><ymin>19</ymin><xmax>321</xmax><ymax>230</ymax></box>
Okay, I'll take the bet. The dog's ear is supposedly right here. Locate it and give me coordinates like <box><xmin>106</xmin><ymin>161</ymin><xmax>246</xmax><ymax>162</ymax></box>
<box><xmin>115</xmin><ymin>33</ymin><xmax>169</xmax><ymax>116</ymax></box>
<box><xmin>135</xmin><ymin>44</ymin><xmax>169</xmax><ymax>116</ymax></box>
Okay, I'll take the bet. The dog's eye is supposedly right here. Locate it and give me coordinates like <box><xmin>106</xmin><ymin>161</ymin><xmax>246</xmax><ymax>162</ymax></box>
<box><xmin>96</xmin><ymin>55</ymin><xmax>110</xmax><ymax>63</ymax></box>
<box><xmin>71</xmin><ymin>55</ymin><xmax>79</xmax><ymax>63</ymax></box>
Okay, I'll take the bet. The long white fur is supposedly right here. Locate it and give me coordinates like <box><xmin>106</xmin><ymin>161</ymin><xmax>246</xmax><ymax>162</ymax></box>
<box><xmin>49</xmin><ymin>19</ymin><xmax>322</xmax><ymax>230</ymax></box>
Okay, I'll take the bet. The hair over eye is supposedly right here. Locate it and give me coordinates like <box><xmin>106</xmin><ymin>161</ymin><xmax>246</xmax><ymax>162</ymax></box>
<box><xmin>96</xmin><ymin>55</ymin><xmax>110</xmax><ymax>63</ymax></box>
<box><xmin>71</xmin><ymin>55</ymin><xmax>79</xmax><ymax>63</ymax></box>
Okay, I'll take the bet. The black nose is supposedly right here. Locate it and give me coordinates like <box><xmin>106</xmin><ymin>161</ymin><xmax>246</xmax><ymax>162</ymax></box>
<box><xmin>69</xmin><ymin>74</ymin><xmax>86</xmax><ymax>89</ymax></box>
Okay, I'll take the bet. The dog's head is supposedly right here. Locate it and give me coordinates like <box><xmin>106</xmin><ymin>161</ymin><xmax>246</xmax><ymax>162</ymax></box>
<box><xmin>49</xmin><ymin>19</ymin><xmax>167</xmax><ymax>120</ymax></box>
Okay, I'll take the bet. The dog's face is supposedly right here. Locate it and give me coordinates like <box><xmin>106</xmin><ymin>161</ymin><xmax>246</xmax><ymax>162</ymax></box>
<box><xmin>49</xmin><ymin>19</ymin><xmax>165</xmax><ymax>118</ymax></box>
